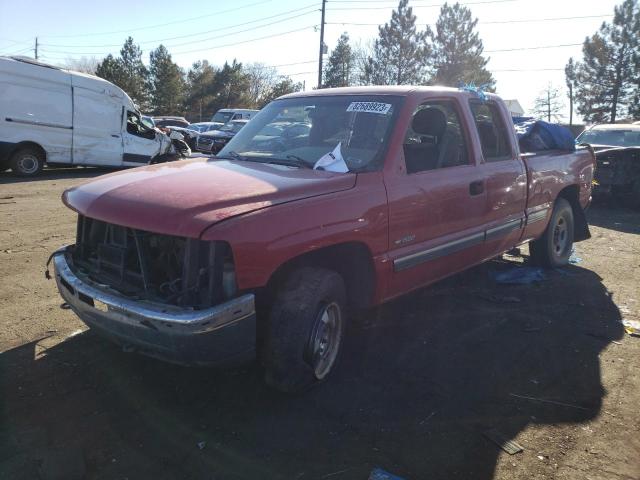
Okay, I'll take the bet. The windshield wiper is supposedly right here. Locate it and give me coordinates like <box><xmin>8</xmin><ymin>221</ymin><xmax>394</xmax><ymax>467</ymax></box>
<box><xmin>278</xmin><ymin>155</ymin><xmax>312</xmax><ymax>169</ymax></box>
<box><xmin>215</xmin><ymin>150</ymin><xmax>245</xmax><ymax>161</ymax></box>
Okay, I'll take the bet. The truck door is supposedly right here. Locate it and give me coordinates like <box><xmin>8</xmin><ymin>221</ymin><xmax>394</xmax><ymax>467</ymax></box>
<box><xmin>123</xmin><ymin>109</ymin><xmax>162</xmax><ymax>165</ymax></box>
<box><xmin>384</xmin><ymin>98</ymin><xmax>488</xmax><ymax>298</ymax></box>
<box><xmin>72</xmin><ymin>86</ymin><xmax>123</xmax><ymax>166</ymax></box>
<box><xmin>468</xmin><ymin>100</ymin><xmax>527</xmax><ymax>258</ymax></box>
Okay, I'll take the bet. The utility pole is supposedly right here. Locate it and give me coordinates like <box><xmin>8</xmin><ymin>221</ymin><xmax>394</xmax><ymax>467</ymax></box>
<box><xmin>34</xmin><ymin>37</ymin><xmax>38</xmax><ymax>60</ymax></box>
<box><xmin>317</xmin><ymin>0</ymin><xmax>327</xmax><ymax>89</ymax></box>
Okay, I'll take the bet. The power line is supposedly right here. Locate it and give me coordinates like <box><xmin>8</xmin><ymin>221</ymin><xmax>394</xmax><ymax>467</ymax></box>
<box><xmin>41</xmin><ymin>3</ymin><xmax>319</xmax><ymax>49</ymax></box>
<box><xmin>40</xmin><ymin>26</ymin><xmax>318</xmax><ymax>58</ymax></box>
<box><xmin>328</xmin><ymin>0</ymin><xmax>519</xmax><ymax>10</ymax></box>
<box><xmin>41</xmin><ymin>0</ymin><xmax>275</xmax><ymax>38</ymax></box>
<box><xmin>326</xmin><ymin>14</ymin><xmax>612</xmax><ymax>26</ymax></box>
<box><xmin>486</xmin><ymin>43</ymin><xmax>582</xmax><ymax>53</ymax></box>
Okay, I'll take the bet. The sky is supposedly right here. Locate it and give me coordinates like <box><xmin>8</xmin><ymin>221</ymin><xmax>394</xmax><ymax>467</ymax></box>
<box><xmin>0</xmin><ymin>0</ymin><xmax>623</xmax><ymax>120</ymax></box>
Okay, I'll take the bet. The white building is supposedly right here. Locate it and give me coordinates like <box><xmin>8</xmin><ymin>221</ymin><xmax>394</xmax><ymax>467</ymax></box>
<box><xmin>503</xmin><ymin>99</ymin><xmax>525</xmax><ymax>117</ymax></box>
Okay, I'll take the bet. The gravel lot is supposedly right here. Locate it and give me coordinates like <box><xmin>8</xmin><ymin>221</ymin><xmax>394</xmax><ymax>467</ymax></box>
<box><xmin>1</xmin><ymin>167</ymin><xmax>639</xmax><ymax>480</ymax></box>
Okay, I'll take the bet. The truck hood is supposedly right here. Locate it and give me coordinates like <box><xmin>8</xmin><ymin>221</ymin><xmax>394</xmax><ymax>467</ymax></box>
<box><xmin>63</xmin><ymin>158</ymin><xmax>356</xmax><ymax>238</ymax></box>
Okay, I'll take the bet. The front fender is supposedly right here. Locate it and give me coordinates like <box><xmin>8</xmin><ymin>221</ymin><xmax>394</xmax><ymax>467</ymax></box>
<box><xmin>200</xmin><ymin>172</ymin><xmax>389</xmax><ymax>292</ymax></box>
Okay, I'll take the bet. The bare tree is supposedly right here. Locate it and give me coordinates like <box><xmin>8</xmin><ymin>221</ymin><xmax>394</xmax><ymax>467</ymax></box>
<box><xmin>63</xmin><ymin>56</ymin><xmax>100</xmax><ymax>74</ymax></box>
<box><xmin>244</xmin><ymin>63</ymin><xmax>278</xmax><ymax>108</ymax></box>
<box><xmin>351</xmin><ymin>39</ymin><xmax>374</xmax><ymax>85</ymax></box>
<box><xmin>532</xmin><ymin>83</ymin><xmax>565</xmax><ymax>122</ymax></box>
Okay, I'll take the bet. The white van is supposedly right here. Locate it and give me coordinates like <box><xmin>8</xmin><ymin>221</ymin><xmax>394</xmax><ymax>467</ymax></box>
<box><xmin>210</xmin><ymin>108</ymin><xmax>259</xmax><ymax>124</ymax></box>
<box><xmin>0</xmin><ymin>56</ymin><xmax>174</xmax><ymax>176</ymax></box>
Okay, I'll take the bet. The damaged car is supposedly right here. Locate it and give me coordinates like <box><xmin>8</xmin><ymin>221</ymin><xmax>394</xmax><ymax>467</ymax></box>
<box><xmin>577</xmin><ymin>123</ymin><xmax>640</xmax><ymax>207</ymax></box>
<box><xmin>0</xmin><ymin>56</ymin><xmax>187</xmax><ymax>176</ymax></box>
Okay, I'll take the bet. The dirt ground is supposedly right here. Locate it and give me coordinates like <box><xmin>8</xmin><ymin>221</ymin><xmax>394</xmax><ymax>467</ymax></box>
<box><xmin>1</xmin><ymin>167</ymin><xmax>639</xmax><ymax>480</ymax></box>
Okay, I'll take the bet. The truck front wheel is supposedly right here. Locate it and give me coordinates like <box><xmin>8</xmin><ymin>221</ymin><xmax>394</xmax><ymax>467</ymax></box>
<box><xmin>529</xmin><ymin>197</ymin><xmax>574</xmax><ymax>268</ymax></box>
<box><xmin>263</xmin><ymin>267</ymin><xmax>347</xmax><ymax>393</ymax></box>
<box><xmin>11</xmin><ymin>147</ymin><xmax>44</xmax><ymax>177</ymax></box>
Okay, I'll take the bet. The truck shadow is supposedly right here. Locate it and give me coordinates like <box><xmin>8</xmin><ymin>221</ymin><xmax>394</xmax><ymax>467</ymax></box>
<box><xmin>586</xmin><ymin>204</ymin><xmax>640</xmax><ymax>235</ymax></box>
<box><xmin>0</xmin><ymin>259</ymin><xmax>623</xmax><ymax>479</ymax></box>
<box><xmin>0</xmin><ymin>167</ymin><xmax>109</xmax><ymax>185</ymax></box>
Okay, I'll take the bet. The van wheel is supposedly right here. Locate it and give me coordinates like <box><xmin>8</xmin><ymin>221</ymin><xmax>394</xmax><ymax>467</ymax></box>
<box><xmin>11</xmin><ymin>147</ymin><xmax>44</xmax><ymax>177</ymax></box>
<box><xmin>263</xmin><ymin>267</ymin><xmax>346</xmax><ymax>393</ymax></box>
<box><xmin>529</xmin><ymin>198</ymin><xmax>574</xmax><ymax>268</ymax></box>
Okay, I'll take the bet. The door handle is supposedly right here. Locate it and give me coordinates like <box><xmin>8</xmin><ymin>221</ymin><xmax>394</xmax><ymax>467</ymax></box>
<box><xmin>469</xmin><ymin>180</ymin><xmax>484</xmax><ymax>196</ymax></box>
<box><xmin>111</xmin><ymin>134</ymin><xmax>120</xmax><ymax>138</ymax></box>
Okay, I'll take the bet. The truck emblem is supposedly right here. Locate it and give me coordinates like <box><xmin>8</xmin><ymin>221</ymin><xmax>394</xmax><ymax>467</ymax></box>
<box><xmin>394</xmin><ymin>235</ymin><xmax>416</xmax><ymax>245</ymax></box>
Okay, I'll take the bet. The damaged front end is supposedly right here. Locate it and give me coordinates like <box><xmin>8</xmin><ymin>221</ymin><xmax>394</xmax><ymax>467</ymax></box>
<box><xmin>50</xmin><ymin>215</ymin><xmax>256</xmax><ymax>365</ymax></box>
<box><xmin>593</xmin><ymin>146</ymin><xmax>640</xmax><ymax>207</ymax></box>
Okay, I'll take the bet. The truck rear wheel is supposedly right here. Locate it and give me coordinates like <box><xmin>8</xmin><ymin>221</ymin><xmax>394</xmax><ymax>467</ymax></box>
<box><xmin>529</xmin><ymin>197</ymin><xmax>574</xmax><ymax>268</ymax></box>
<box><xmin>11</xmin><ymin>147</ymin><xmax>44</xmax><ymax>177</ymax></box>
<box><xmin>263</xmin><ymin>267</ymin><xmax>346</xmax><ymax>393</ymax></box>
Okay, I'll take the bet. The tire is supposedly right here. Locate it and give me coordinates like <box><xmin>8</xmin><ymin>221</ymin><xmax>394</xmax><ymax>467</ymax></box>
<box><xmin>263</xmin><ymin>267</ymin><xmax>347</xmax><ymax>393</ymax></box>
<box><xmin>11</xmin><ymin>147</ymin><xmax>44</xmax><ymax>177</ymax></box>
<box><xmin>529</xmin><ymin>197</ymin><xmax>574</xmax><ymax>268</ymax></box>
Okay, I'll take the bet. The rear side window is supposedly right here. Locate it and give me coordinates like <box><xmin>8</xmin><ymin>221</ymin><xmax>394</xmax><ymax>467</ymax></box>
<box><xmin>469</xmin><ymin>101</ymin><xmax>512</xmax><ymax>161</ymax></box>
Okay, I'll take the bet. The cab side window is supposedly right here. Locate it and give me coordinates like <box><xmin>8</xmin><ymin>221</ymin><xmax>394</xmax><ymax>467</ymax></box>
<box><xmin>469</xmin><ymin>101</ymin><xmax>512</xmax><ymax>161</ymax></box>
<box><xmin>126</xmin><ymin>111</ymin><xmax>155</xmax><ymax>139</ymax></box>
<box><xmin>403</xmin><ymin>101</ymin><xmax>469</xmax><ymax>174</ymax></box>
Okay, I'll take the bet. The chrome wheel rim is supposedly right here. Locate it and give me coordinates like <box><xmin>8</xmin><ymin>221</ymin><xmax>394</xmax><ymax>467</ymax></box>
<box><xmin>552</xmin><ymin>216</ymin><xmax>568</xmax><ymax>256</ymax></box>
<box><xmin>307</xmin><ymin>302</ymin><xmax>342</xmax><ymax>380</ymax></box>
<box><xmin>17</xmin><ymin>154</ymin><xmax>39</xmax><ymax>174</ymax></box>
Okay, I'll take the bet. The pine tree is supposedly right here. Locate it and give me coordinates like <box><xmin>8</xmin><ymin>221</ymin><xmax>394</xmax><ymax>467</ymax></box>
<box><xmin>262</xmin><ymin>77</ymin><xmax>303</xmax><ymax>106</ymax></box>
<box><xmin>149</xmin><ymin>45</ymin><xmax>185</xmax><ymax>115</ymax></box>
<box><xmin>95</xmin><ymin>54</ymin><xmax>125</xmax><ymax>87</ymax></box>
<box><xmin>95</xmin><ymin>38</ymin><xmax>149</xmax><ymax>110</ymax></box>
<box><xmin>118</xmin><ymin>37</ymin><xmax>150</xmax><ymax>110</ymax></box>
<box><xmin>565</xmin><ymin>58</ymin><xmax>578</xmax><ymax>125</ymax></box>
<box><xmin>365</xmin><ymin>0</ymin><xmax>430</xmax><ymax>85</ymax></box>
<box><xmin>428</xmin><ymin>2</ymin><xmax>494</xmax><ymax>89</ymax></box>
<box><xmin>574</xmin><ymin>0</ymin><xmax>639</xmax><ymax>123</ymax></box>
<box><xmin>185</xmin><ymin>60</ymin><xmax>217</xmax><ymax>121</ymax></box>
<box><xmin>532</xmin><ymin>83</ymin><xmax>565</xmax><ymax>122</ymax></box>
<box><xmin>209</xmin><ymin>60</ymin><xmax>251</xmax><ymax>111</ymax></box>
<box><xmin>323</xmin><ymin>33</ymin><xmax>354</xmax><ymax>88</ymax></box>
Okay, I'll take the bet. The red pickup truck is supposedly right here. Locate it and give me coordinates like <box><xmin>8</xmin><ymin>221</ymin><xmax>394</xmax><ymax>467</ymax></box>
<box><xmin>51</xmin><ymin>87</ymin><xmax>595</xmax><ymax>392</ymax></box>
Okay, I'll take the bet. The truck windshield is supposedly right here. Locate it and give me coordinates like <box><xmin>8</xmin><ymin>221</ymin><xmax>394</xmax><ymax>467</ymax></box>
<box><xmin>212</xmin><ymin>111</ymin><xmax>234</xmax><ymax>123</ymax></box>
<box><xmin>577</xmin><ymin>128</ymin><xmax>640</xmax><ymax>147</ymax></box>
<box><xmin>219</xmin><ymin>95</ymin><xmax>402</xmax><ymax>172</ymax></box>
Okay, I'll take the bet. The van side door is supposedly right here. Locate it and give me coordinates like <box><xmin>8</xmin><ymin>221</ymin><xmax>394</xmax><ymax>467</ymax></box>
<box><xmin>72</xmin><ymin>86</ymin><xmax>124</xmax><ymax>166</ymax></box>
<box><xmin>123</xmin><ymin>110</ymin><xmax>162</xmax><ymax>165</ymax></box>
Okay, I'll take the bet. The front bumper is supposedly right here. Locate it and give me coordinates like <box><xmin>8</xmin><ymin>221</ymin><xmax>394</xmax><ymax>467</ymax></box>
<box><xmin>53</xmin><ymin>249</ymin><xmax>256</xmax><ymax>366</ymax></box>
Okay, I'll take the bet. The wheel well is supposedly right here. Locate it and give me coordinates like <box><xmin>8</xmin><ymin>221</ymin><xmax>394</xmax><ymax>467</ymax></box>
<box><xmin>264</xmin><ymin>242</ymin><xmax>376</xmax><ymax>310</ymax></box>
<box><xmin>10</xmin><ymin>142</ymin><xmax>47</xmax><ymax>162</ymax></box>
<box><xmin>557</xmin><ymin>184</ymin><xmax>590</xmax><ymax>242</ymax></box>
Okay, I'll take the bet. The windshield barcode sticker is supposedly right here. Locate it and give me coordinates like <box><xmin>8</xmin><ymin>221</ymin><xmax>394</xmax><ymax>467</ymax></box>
<box><xmin>346</xmin><ymin>102</ymin><xmax>392</xmax><ymax>115</ymax></box>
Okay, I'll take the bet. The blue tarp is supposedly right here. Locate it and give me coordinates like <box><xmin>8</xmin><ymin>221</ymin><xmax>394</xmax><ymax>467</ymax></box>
<box><xmin>513</xmin><ymin>119</ymin><xmax>576</xmax><ymax>152</ymax></box>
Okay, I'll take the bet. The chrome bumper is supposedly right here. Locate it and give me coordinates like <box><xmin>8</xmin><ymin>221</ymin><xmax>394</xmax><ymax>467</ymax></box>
<box><xmin>53</xmin><ymin>249</ymin><xmax>256</xmax><ymax>366</ymax></box>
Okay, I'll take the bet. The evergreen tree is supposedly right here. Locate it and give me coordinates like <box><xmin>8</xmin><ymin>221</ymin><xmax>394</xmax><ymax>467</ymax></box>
<box><xmin>574</xmin><ymin>0</ymin><xmax>639</xmax><ymax>123</ymax></box>
<box><xmin>95</xmin><ymin>54</ymin><xmax>125</xmax><ymax>87</ymax></box>
<box><xmin>262</xmin><ymin>77</ymin><xmax>303</xmax><ymax>106</ymax></box>
<box><xmin>532</xmin><ymin>83</ymin><xmax>565</xmax><ymax>122</ymax></box>
<box><xmin>95</xmin><ymin>38</ymin><xmax>149</xmax><ymax>109</ymax></box>
<box><xmin>365</xmin><ymin>0</ymin><xmax>430</xmax><ymax>85</ymax></box>
<box><xmin>323</xmin><ymin>33</ymin><xmax>354</xmax><ymax>88</ymax></box>
<box><xmin>427</xmin><ymin>2</ymin><xmax>494</xmax><ymax>89</ymax></box>
<box><xmin>185</xmin><ymin>60</ymin><xmax>217</xmax><ymax>121</ymax></box>
<box><xmin>564</xmin><ymin>58</ymin><xmax>578</xmax><ymax>125</ymax></box>
<box><xmin>209</xmin><ymin>60</ymin><xmax>251</xmax><ymax>111</ymax></box>
<box><xmin>149</xmin><ymin>45</ymin><xmax>185</xmax><ymax>115</ymax></box>
<box><xmin>118</xmin><ymin>37</ymin><xmax>150</xmax><ymax>110</ymax></box>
